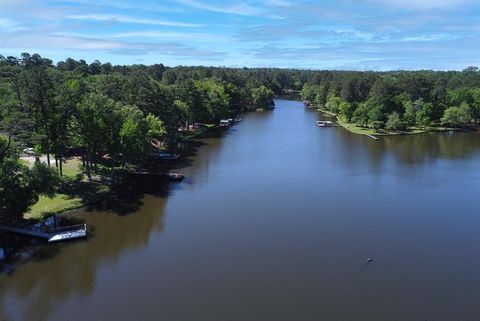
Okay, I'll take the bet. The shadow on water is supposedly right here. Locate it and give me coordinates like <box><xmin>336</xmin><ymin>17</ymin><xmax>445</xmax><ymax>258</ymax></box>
<box><xmin>0</xmin><ymin>182</ymin><xmax>170</xmax><ymax>320</ymax></box>
<box><xmin>175</xmin><ymin>127</ymin><xmax>232</xmax><ymax>169</ymax></box>
<box><xmin>0</xmin><ymin>127</ymin><xmax>230</xmax><ymax>273</ymax></box>
<box><xmin>0</xmin><ymin>170</ymin><xmax>177</xmax><ymax>275</ymax></box>
<box><xmin>0</xmin><ymin>125</ymin><xmax>230</xmax><ymax>321</ymax></box>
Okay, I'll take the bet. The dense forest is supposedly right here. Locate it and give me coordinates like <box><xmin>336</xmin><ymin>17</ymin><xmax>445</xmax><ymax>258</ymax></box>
<box><xmin>1</xmin><ymin>53</ymin><xmax>479</xmax><ymax>218</ymax></box>
<box><xmin>301</xmin><ymin>67</ymin><xmax>480</xmax><ymax>131</ymax></box>
<box><xmin>0</xmin><ymin>53</ymin><xmax>297</xmax><ymax>218</ymax></box>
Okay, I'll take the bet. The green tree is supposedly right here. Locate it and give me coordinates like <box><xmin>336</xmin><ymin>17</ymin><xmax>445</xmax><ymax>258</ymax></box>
<box><xmin>0</xmin><ymin>137</ymin><xmax>60</xmax><ymax>219</ymax></box>
<box><xmin>53</xmin><ymin>77</ymin><xmax>83</xmax><ymax>175</ymax></box>
<box><xmin>440</xmin><ymin>103</ymin><xmax>471</xmax><ymax>128</ymax></box>
<box><xmin>252</xmin><ymin>85</ymin><xmax>274</xmax><ymax>110</ymax></box>
<box><xmin>119</xmin><ymin>107</ymin><xmax>145</xmax><ymax>167</ymax></box>
<box><xmin>301</xmin><ymin>83</ymin><xmax>316</xmax><ymax>102</ymax></box>
<box><xmin>352</xmin><ymin>103</ymin><xmax>369</xmax><ymax>127</ymax></box>
<box><xmin>325</xmin><ymin>95</ymin><xmax>342</xmax><ymax>113</ymax></box>
<box><xmin>339</xmin><ymin>101</ymin><xmax>354</xmax><ymax>122</ymax></box>
<box><xmin>314</xmin><ymin>85</ymin><xmax>328</xmax><ymax>107</ymax></box>
<box><xmin>366</xmin><ymin>99</ymin><xmax>384</xmax><ymax>128</ymax></box>
<box><xmin>385</xmin><ymin>112</ymin><xmax>406</xmax><ymax>131</ymax></box>
<box><xmin>416</xmin><ymin>102</ymin><xmax>434</xmax><ymax>126</ymax></box>
<box><xmin>74</xmin><ymin>93</ymin><xmax>111</xmax><ymax>175</ymax></box>
<box><xmin>402</xmin><ymin>100</ymin><xmax>416</xmax><ymax>125</ymax></box>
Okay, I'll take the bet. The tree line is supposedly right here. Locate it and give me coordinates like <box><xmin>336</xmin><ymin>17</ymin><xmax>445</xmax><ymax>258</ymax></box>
<box><xmin>0</xmin><ymin>53</ymin><xmax>290</xmax><ymax>217</ymax></box>
<box><xmin>301</xmin><ymin>68</ymin><xmax>480</xmax><ymax>130</ymax></box>
<box><xmin>1</xmin><ymin>52</ymin><xmax>479</xmax><ymax>218</ymax></box>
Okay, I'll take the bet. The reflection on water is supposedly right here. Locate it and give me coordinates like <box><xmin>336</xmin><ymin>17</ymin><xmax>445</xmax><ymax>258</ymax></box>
<box><xmin>1</xmin><ymin>99</ymin><xmax>480</xmax><ymax>321</ymax></box>
<box><xmin>330</xmin><ymin>124</ymin><xmax>480</xmax><ymax>180</ymax></box>
<box><xmin>383</xmin><ymin>131</ymin><xmax>480</xmax><ymax>163</ymax></box>
<box><xmin>0</xmin><ymin>193</ymin><xmax>167</xmax><ymax>321</ymax></box>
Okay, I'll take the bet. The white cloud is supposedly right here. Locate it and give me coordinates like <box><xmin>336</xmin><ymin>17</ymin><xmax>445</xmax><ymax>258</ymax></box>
<box><xmin>0</xmin><ymin>32</ymin><xmax>226</xmax><ymax>58</ymax></box>
<box><xmin>398</xmin><ymin>34</ymin><xmax>457</xmax><ymax>42</ymax></box>
<box><xmin>0</xmin><ymin>17</ymin><xmax>27</xmax><ymax>31</ymax></box>
<box><xmin>176</xmin><ymin>0</ymin><xmax>260</xmax><ymax>16</ymax></box>
<box><xmin>266</xmin><ymin>0</ymin><xmax>294</xmax><ymax>7</ymax></box>
<box><xmin>112</xmin><ymin>31</ymin><xmax>228</xmax><ymax>42</ymax></box>
<box><xmin>366</xmin><ymin>0</ymin><xmax>474</xmax><ymax>9</ymax></box>
<box><xmin>65</xmin><ymin>0</ymin><xmax>185</xmax><ymax>13</ymax></box>
<box><xmin>66</xmin><ymin>14</ymin><xmax>203</xmax><ymax>27</ymax></box>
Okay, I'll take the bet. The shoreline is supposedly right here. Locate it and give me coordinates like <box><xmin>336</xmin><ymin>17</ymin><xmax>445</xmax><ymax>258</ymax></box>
<box><xmin>315</xmin><ymin>107</ymin><xmax>468</xmax><ymax>137</ymax></box>
<box><xmin>21</xmin><ymin>118</ymin><xmax>237</xmax><ymax>222</ymax></box>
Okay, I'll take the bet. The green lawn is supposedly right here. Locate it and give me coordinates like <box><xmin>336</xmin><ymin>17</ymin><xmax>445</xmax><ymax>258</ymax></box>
<box><xmin>62</xmin><ymin>157</ymin><xmax>82</xmax><ymax>177</ymax></box>
<box><xmin>335</xmin><ymin>116</ymin><xmax>429</xmax><ymax>137</ymax></box>
<box><xmin>26</xmin><ymin>194</ymin><xmax>83</xmax><ymax>220</ymax></box>
<box><xmin>25</xmin><ymin>156</ymin><xmax>113</xmax><ymax>220</ymax></box>
<box><xmin>18</xmin><ymin>158</ymin><xmax>30</xmax><ymax>167</ymax></box>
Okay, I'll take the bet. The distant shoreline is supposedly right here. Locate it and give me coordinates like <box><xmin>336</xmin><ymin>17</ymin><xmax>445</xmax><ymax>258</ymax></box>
<box><xmin>313</xmin><ymin>107</ymin><xmax>474</xmax><ymax>137</ymax></box>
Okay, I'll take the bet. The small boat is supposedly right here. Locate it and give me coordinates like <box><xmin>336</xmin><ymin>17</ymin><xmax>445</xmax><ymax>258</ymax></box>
<box><xmin>219</xmin><ymin>119</ymin><xmax>231</xmax><ymax>127</ymax></box>
<box><xmin>317</xmin><ymin>120</ymin><xmax>333</xmax><ymax>127</ymax></box>
<box><xmin>152</xmin><ymin>152</ymin><xmax>180</xmax><ymax>160</ymax></box>
<box><xmin>166</xmin><ymin>170</ymin><xmax>184</xmax><ymax>181</ymax></box>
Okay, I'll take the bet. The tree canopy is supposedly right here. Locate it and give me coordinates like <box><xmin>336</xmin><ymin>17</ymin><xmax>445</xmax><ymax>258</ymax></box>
<box><xmin>1</xmin><ymin>53</ymin><xmax>479</xmax><ymax>218</ymax></box>
<box><xmin>300</xmin><ymin>69</ymin><xmax>480</xmax><ymax>130</ymax></box>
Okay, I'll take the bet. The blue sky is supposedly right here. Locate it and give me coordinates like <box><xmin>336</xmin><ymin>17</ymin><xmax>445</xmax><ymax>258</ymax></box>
<box><xmin>0</xmin><ymin>0</ymin><xmax>479</xmax><ymax>70</ymax></box>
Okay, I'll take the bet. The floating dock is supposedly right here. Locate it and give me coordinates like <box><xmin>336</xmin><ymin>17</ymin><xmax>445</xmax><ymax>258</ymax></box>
<box><xmin>0</xmin><ymin>224</ymin><xmax>87</xmax><ymax>243</ymax></box>
<box><xmin>367</xmin><ymin>134</ymin><xmax>379</xmax><ymax>140</ymax></box>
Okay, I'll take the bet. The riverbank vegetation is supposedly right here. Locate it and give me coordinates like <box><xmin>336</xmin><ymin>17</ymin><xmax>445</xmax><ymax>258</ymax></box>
<box><xmin>1</xmin><ymin>53</ymin><xmax>479</xmax><ymax>220</ymax></box>
<box><xmin>0</xmin><ymin>53</ymin><xmax>286</xmax><ymax>221</ymax></box>
<box><xmin>301</xmin><ymin>68</ymin><xmax>480</xmax><ymax>135</ymax></box>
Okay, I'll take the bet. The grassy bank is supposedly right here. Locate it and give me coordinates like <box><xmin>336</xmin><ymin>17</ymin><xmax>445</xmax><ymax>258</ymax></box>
<box><xmin>26</xmin><ymin>194</ymin><xmax>83</xmax><ymax>220</ymax></box>
<box><xmin>316</xmin><ymin>108</ymin><xmax>431</xmax><ymax>137</ymax></box>
<box><xmin>179</xmin><ymin>124</ymin><xmax>215</xmax><ymax>141</ymax></box>
<box><xmin>24</xmin><ymin>157</ymin><xmax>114</xmax><ymax>220</ymax></box>
<box><xmin>335</xmin><ymin>116</ymin><xmax>429</xmax><ymax>136</ymax></box>
<box><xmin>24</xmin><ymin>122</ymin><xmax>220</xmax><ymax>221</ymax></box>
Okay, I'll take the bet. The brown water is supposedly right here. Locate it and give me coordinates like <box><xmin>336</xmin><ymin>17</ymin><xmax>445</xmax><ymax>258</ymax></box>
<box><xmin>2</xmin><ymin>99</ymin><xmax>480</xmax><ymax>321</ymax></box>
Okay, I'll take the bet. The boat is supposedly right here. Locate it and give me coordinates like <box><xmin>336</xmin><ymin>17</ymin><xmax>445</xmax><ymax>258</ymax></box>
<box><xmin>317</xmin><ymin>120</ymin><xmax>333</xmax><ymax>127</ymax></box>
<box><xmin>166</xmin><ymin>170</ymin><xmax>184</xmax><ymax>181</ymax></box>
<box><xmin>303</xmin><ymin>101</ymin><xmax>313</xmax><ymax>107</ymax></box>
<box><xmin>219</xmin><ymin>119</ymin><xmax>231</xmax><ymax>127</ymax></box>
<box><xmin>152</xmin><ymin>152</ymin><xmax>180</xmax><ymax>160</ymax></box>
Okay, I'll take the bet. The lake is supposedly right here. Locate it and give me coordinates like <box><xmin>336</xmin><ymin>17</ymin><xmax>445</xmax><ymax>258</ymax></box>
<box><xmin>2</xmin><ymin>99</ymin><xmax>480</xmax><ymax>321</ymax></box>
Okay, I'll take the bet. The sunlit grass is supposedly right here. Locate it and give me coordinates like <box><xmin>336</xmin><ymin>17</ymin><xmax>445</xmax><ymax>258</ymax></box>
<box><xmin>62</xmin><ymin>157</ymin><xmax>82</xmax><ymax>178</ymax></box>
<box><xmin>26</xmin><ymin>194</ymin><xmax>83</xmax><ymax>220</ymax></box>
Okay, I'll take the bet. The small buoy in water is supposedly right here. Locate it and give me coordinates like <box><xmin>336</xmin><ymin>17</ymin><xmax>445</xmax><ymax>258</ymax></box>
<box><xmin>366</xmin><ymin>258</ymin><xmax>373</xmax><ymax>263</ymax></box>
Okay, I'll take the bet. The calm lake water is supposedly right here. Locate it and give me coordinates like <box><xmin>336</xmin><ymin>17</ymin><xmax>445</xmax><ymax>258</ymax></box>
<box><xmin>2</xmin><ymin>99</ymin><xmax>480</xmax><ymax>321</ymax></box>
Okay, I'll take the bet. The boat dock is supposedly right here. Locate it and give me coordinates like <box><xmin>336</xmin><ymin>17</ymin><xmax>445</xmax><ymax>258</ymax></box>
<box><xmin>0</xmin><ymin>223</ymin><xmax>87</xmax><ymax>243</ymax></box>
<box><xmin>367</xmin><ymin>134</ymin><xmax>379</xmax><ymax>140</ymax></box>
<box><xmin>128</xmin><ymin>169</ymin><xmax>185</xmax><ymax>181</ymax></box>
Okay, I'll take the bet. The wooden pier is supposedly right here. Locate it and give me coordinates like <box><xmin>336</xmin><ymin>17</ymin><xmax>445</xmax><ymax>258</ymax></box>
<box><xmin>0</xmin><ymin>224</ymin><xmax>87</xmax><ymax>243</ymax></box>
<box><xmin>367</xmin><ymin>134</ymin><xmax>379</xmax><ymax>140</ymax></box>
